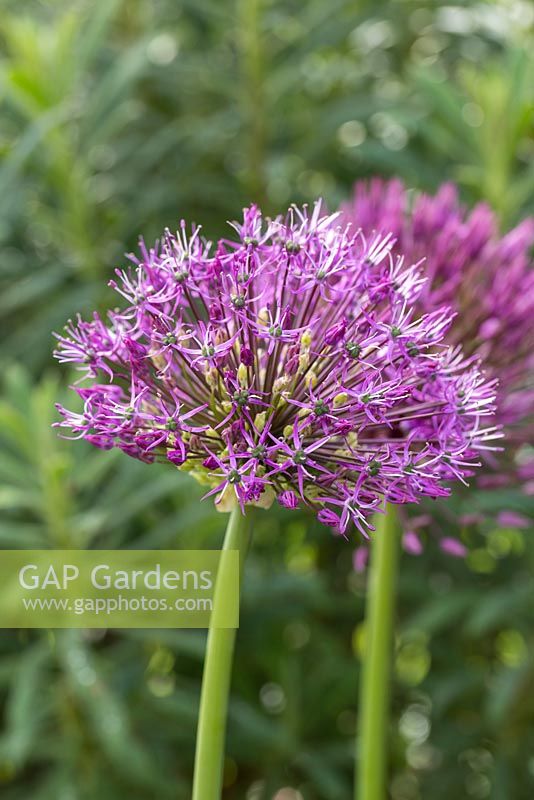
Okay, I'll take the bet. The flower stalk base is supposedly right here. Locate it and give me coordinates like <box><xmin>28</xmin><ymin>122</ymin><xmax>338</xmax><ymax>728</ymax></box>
<box><xmin>356</xmin><ymin>504</ymin><xmax>399</xmax><ymax>800</ymax></box>
<box><xmin>192</xmin><ymin>507</ymin><xmax>252</xmax><ymax>800</ymax></box>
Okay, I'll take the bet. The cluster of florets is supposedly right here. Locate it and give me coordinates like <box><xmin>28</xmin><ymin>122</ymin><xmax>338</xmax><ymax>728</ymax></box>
<box><xmin>54</xmin><ymin>202</ymin><xmax>498</xmax><ymax>537</ymax></box>
<box><xmin>341</xmin><ymin>179</ymin><xmax>533</xmax><ymax>557</ymax></box>
<box><xmin>342</xmin><ymin>179</ymin><xmax>534</xmax><ymax>436</ymax></box>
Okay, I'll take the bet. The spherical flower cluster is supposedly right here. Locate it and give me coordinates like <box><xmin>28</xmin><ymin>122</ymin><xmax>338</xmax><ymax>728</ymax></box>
<box><xmin>54</xmin><ymin>202</ymin><xmax>498</xmax><ymax>537</ymax></box>
<box><xmin>342</xmin><ymin>179</ymin><xmax>534</xmax><ymax>437</ymax></box>
<box><xmin>342</xmin><ymin>179</ymin><xmax>533</xmax><ymax>558</ymax></box>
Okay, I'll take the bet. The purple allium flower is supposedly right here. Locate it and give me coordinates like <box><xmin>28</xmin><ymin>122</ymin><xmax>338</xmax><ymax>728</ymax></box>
<box><xmin>341</xmin><ymin>179</ymin><xmax>534</xmax><ymax>442</ymax></box>
<box><xmin>54</xmin><ymin>202</ymin><xmax>498</xmax><ymax>537</ymax></box>
<box><xmin>341</xmin><ymin>179</ymin><xmax>534</xmax><ymax>552</ymax></box>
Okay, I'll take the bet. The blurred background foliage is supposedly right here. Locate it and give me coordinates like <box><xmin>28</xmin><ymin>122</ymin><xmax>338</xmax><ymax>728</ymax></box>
<box><xmin>0</xmin><ymin>0</ymin><xmax>533</xmax><ymax>798</ymax></box>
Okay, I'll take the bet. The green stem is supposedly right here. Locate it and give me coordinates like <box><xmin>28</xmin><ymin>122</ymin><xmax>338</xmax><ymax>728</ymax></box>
<box><xmin>192</xmin><ymin>507</ymin><xmax>252</xmax><ymax>800</ymax></box>
<box><xmin>356</xmin><ymin>504</ymin><xmax>399</xmax><ymax>800</ymax></box>
<box><xmin>238</xmin><ymin>0</ymin><xmax>267</xmax><ymax>206</ymax></box>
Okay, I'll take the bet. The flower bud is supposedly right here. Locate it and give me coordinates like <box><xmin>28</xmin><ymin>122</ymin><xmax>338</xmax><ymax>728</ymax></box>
<box><xmin>333</xmin><ymin>392</ymin><xmax>348</xmax><ymax>408</ymax></box>
<box><xmin>240</xmin><ymin>346</ymin><xmax>254</xmax><ymax>367</ymax></box>
<box><xmin>273</xmin><ymin>376</ymin><xmax>290</xmax><ymax>394</ymax></box>
<box><xmin>301</xmin><ymin>329</ymin><xmax>312</xmax><ymax>348</ymax></box>
<box><xmin>254</xmin><ymin>411</ymin><xmax>267</xmax><ymax>432</ymax></box>
<box><xmin>237</xmin><ymin>363</ymin><xmax>248</xmax><ymax>387</ymax></box>
<box><xmin>298</xmin><ymin>353</ymin><xmax>309</xmax><ymax>372</ymax></box>
<box><xmin>277</xmin><ymin>490</ymin><xmax>299</xmax><ymax>509</ymax></box>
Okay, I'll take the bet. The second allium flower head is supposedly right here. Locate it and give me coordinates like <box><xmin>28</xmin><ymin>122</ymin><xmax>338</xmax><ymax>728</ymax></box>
<box><xmin>342</xmin><ymin>179</ymin><xmax>534</xmax><ymax>438</ymax></box>
<box><xmin>54</xmin><ymin>202</ymin><xmax>499</xmax><ymax>537</ymax></box>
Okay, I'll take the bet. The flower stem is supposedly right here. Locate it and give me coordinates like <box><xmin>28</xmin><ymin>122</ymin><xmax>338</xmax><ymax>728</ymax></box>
<box><xmin>356</xmin><ymin>504</ymin><xmax>399</xmax><ymax>800</ymax></box>
<box><xmin>238</xmin><ymin>0</ymin><xmax>267</xmax><ymax>206</ymax></box>
<box><xmin>192</xmin><ymin>507</ymin><xmax>252</xmax><ymax>800</ymax></box>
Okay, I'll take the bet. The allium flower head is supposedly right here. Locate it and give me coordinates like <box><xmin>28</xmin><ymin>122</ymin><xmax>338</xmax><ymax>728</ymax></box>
<box><xmin>54</xmin><ymin>202</ymin><xmax>498</xmax><ymax>537</ymax></box>
<box><xmin>342</xmin><ymin>179</ymin><xmax>534</xmax><ymax>437</ymax></box>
